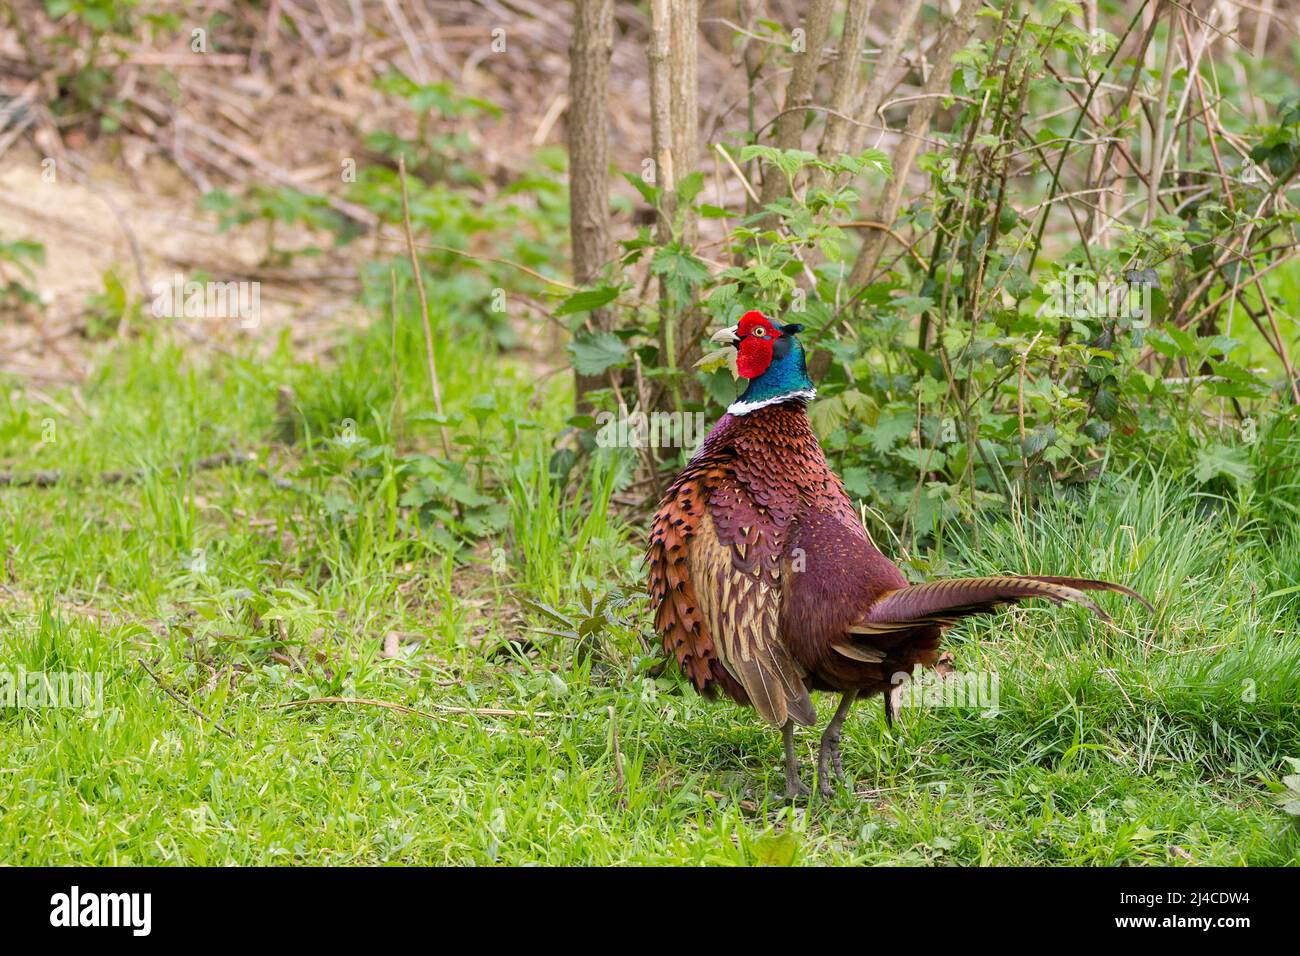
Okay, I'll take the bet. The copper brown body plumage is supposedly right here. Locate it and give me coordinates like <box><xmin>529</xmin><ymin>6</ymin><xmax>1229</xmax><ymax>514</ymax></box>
<box><xmin>646</xmin><ymin>311</ymin><xmax>1151</xmax><ymax>798</ymax></box>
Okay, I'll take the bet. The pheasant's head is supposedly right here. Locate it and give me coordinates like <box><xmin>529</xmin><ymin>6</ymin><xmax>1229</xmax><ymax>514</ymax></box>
<box><xmin>707</xmin><ymin>310</ymin><xmax>815</xmax><ymax>415</ymax></box>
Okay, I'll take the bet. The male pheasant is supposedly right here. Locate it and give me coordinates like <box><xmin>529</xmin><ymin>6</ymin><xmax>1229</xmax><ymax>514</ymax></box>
<box><xmin>647</xmin><ymin>310</ymin><xmax>1151</xmax><ymax>797</ymax></box>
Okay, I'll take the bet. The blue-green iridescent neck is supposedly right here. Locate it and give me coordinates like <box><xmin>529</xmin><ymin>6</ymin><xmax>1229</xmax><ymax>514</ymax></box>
<box><xmin>733</xmin><ymin>336</ymin><xmax>815</xmax><ymax>411</ymax></box>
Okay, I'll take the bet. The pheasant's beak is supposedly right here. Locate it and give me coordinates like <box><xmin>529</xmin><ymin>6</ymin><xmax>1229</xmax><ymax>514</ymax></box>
<box><xmin>709</xmin><ymin>324</ymin><xmax>741</xmax><ymax>347</ymax></box>
<box><xmin>694</xmin><ymin>324</ymin><xmax>742</xmax><ymax>372</ymax></box>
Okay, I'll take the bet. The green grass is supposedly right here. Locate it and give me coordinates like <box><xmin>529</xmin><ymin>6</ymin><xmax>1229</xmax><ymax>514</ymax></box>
<box><xmin>1</xmin><ymin>305</ymin><xmax>1298</xmax><ymax>866</ymax></box>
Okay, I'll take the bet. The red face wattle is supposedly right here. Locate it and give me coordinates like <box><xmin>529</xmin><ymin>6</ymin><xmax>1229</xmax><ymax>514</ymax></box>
<box><xmin>735</xmin><ymin>310</ymin><xmax>782</xmax><ymax>379</ymax></box>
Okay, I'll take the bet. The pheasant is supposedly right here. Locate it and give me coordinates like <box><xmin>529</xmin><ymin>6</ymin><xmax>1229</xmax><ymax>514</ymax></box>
<box><xmin>647</xmin><ymin>310</ymin><xmax>1151</xmax><ymax>797</ymax></box>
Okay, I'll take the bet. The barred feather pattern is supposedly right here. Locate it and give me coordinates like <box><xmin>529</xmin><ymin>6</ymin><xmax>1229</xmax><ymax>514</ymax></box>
<box><xmin>850</xmin><ymin>574</ymin><xmax>1154</xmax><ymax>635</ymax></box>
<box><xmin>647</xmin><ymin>403</ymin><xmax>850</xmax><ymax>712</ymax></box>
<box><xmin>690</xmin><ymin>511</ymin><xmax>815</xmax><ymax>726</ymax></box>
<box><xmin>648</xmin><ymin>399</ymin><xmax>1152</xmax><ymax>718</ymax></box>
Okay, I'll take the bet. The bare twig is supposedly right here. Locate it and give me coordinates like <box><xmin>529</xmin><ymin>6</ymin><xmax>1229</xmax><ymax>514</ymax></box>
<box><xmin>138</xmin><ymin>659</ymin><xmax>235</xmax><ymax>738</ymax></box>
<box><xmin>609</xmin><ymin>704</ymin><xmax>624</xmax><ymax>794</ymax></box>
<box><xmin>397</xmin><ymin>154</ymin><xmax>453</xmax><ymax>459</ymax></box>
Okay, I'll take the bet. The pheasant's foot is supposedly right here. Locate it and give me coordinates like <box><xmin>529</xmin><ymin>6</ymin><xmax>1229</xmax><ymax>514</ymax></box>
<box><xmin>785</xmin><ymin>774</ymin><xmax>812</xmax><ymax>799</ymax></box>
<box><xmin>816</xmin><ymin>734</ymin><xmax>845</xmax><ymax>796</ymax></box>
<box><xmin>816</xmin><ymin>690</ymin><xmax>858</xmax><ymax>797</ymax></box>
<box><xmin>781</xmin><ymin>719</ymin><xmax>810</xmax><ymax>800</ymax></box>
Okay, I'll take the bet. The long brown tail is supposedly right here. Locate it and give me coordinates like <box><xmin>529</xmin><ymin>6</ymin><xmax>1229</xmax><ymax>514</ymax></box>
<box><xmin>847</xmin><ymin>575</ymin><xmax>1153</xmax><ymax>636</ymax></box>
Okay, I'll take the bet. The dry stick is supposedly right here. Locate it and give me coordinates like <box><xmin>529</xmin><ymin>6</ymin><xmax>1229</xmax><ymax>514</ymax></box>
<box><xmin>389</xmin><ymin>267</ymin><xmax>404</xmax><ymax>445</ymax></box>
<box><xmin>1187</xmin><ymin>25</ymin><xmax>1297</xmax><ymax>396</ymax></box>
<box><xmin>171</xmin><ymin>113</ymin><xmax>378</xmax><ymax>227</ymax></box>
<box><xmin>397</xmin><ymin>155</ymin><xmax>453</xmax><ymax>460</ymax></box>
<box><xmin>382</xmin><ymin>0</ymin><xmax>429</xmax><ymax>83</ymax></box>
<box><xmin>1179</xmin><ymin>11</ymin><xmax>1235</xmax><ymax>215</ymax></box>
<box><xmin>756</xmin><ymin>105</ymin><xmax>947</xmax><ymax>149</ymax></box>
<box><xmin>56</xmin><ymin>151</ymin><xmax>150</xmax><ymax>320</ymax></box>
<box><xmin>138</xmin><ymin>659</ymin><xmax>235</xmax><ymax>738</ymax></box>
<box><xmin>428</xmin><ymin>703</ymin><xmax>561</xmax><ymax>719</ymax></box>
<box><xmin>1141</xmin><ymin>240</ymin><xmax>1296</xmax><ymax>364</ymax></box>
<box><xmin>608</xmin><ymin>705</ymin><xmax>624</xmax><ymax>794</ymax></box>
<box><xmin>840</xmin><ymin>221</ymin><xmax>929</xmax><ymax>269</ymax></box>
<box><xmin>0</xmin><ymin>82</ymin><xmax>37</xmax><ymax>162</ymax></box>
<box><xmin>1146</xmin><ymin>2</ymin><xmax>1178</xmax><ymax>227</ymax></box>
<box><xmin>267</xmin><ymin>696</ymin><xmax>447</xmax><ymax>722</ymax></box>
<box><xmin>1027</xmin><ymin>0</ymin><xmax>1159</xmax><ymax>276</ymax></box>
<box><xmin>1037</xmin><ymin>61</ymin><xmax>1168</xmax><ymax>245</ymax></box>
<box><xmin>275</xmin><ymin>694</ymin><xmax>556</xmax><ymax>722</ymax></box>
<box><xmin>848</xmin><ymin>0</ymin><xmax>926</xmax><ymax>156</ymax></box>
<box><xmin>1166</xmin><ymin>193</ymin><xmax>1276</xmax><ymax>330</ymax></box>
<box><xmin>1017</xmin><ymin>331</ymin><xmax>1044</xmax><ymax>512</ymax></box>
<box><xmin>375</xmin><ymin>235</ymin><xmax>577</xmax><ymax>291</ymax></box>
<box><xmin>1082</xmin><ymin>0</ymin><xmax>1106</xmax><ymax>242</ymax></box>
<box><xmin>1176</xmin><ymin>14</ymin><xmax>1299</xmax><ymax>403</ymax></box>
<box><xmin>846</xmin><ymin>0</ymin><xmax>983</xmax><ymax>288</ymax></box>
<box><xmin>610</xmin><ymin>367</ymin><xmax>664</xmax><ymax>499</ymax></box>
<box><xmin>1252</xmin><ymin>0</ymin><xmax>1276</xmax><ymax>56</ymax></box>
<box><xmin>1151</xmin><ymin>12</ymin><xmax>1215</xmax><ymax>218</ymax></box>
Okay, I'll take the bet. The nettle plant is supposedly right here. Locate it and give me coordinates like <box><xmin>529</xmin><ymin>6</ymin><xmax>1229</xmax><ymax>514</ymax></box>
<box><xmin>561</xmin><ymin>146</ymin><xmax>891</xmax><ymax>435</ymax></box>
<box><xmin>566</xmin><ymin>2</ymin><xmax>1296</xmax><ymax>540</ymax></box>
<box><xmin>200</xmin><ymin>185</ymin><xmax>359</xmax><ymax>266</ymax></box>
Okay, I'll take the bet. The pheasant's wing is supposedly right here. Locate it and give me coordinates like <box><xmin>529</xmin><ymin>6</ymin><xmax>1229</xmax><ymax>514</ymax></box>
<box><xmin>647</xmin><ymin>467</ymin><xmax>725</xmax><ymax>693</ymax></box>
<box><xmin>842</xmin><ymin>575</ymin><xmax>1149</xmax><ymax>644</ymax></box>
<box><xmin>690</xmin><ymin>509</ymin><xmax>816</xmax><ymax>727</ymax></box>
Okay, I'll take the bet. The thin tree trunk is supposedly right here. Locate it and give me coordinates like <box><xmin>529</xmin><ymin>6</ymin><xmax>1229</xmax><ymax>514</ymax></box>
<box><xmin>816</xmin><ymin>0</ymin><xmax>872</xmax><ymax>175</ymax></box>
<box><xmin>648</xmin><ymin>0</ymin><xmax>680</xmax><ymax>408</ymax></box>
<box><xmin>669</xmin><ymin>0</ymin><xmax>699</xmax><ymax>246</ymax></box>
<box><xmin>759</xmin><ymin>0</ymin><xmax>835</xmax><ymax>209</ymax></box>
<box><xmin>846</xmin><ymin>0</ymin><xmax>981</xmax><ymax>289</ymax></box>
<box><xmin>670</xmin><ymin>0</ymin><xmax>711</xmax><ymax>393</ymax></box>
<box><xmin>568</xmin><ymin>0</ymin><xmax>614</xmax><ymax>411</ymax></box>
<box><xmin>847</xmin><ymin>0</ymin><xmax>924</xmax><ymax>156</ymax></box>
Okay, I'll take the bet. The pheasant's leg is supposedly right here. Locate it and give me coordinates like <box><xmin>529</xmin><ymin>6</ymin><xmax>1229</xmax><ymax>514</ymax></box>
<box><xmin>817</xmin><ymin>690</ymin><xmax>858</xmax><ymax>796</ymax></box>
<box><xmin>782</xmin><ymin>720</ymin><xmax>810</xmax><ymax>798</ymax></box>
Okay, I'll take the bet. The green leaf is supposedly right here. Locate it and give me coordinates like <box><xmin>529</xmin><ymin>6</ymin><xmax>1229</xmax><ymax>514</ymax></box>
<box><xmin>845</xmin><ymin>147</ymin><xmax>893</xmax><ymax>179</ymax></box>
<box><xmin>1022</xmin><ymin>424</ymin><xmax>1056</xmax><ymax>458</ymax></box>
<box><xmin>554</xmin><ymin>286</ymin><xmax>619</xmax><ymax>317</ymax></box>
<box><xmin>568</xmin><ymin>331</ymin><xmax>628</xmax><ymax>376</ymax></box>
<box><xmin>751</xmin><ymin>831</ymin><xmax>799</xmax><ymax>866</ymax></box>
<box><xmin>740</xmin><ymin>145</ymin><xmax>819</xmax><ymax>180</ymax></box>
<box><xmin>650</xmin><ymin>243</ymin><xmax>711</xmax><ymax>301</ymax></box>
<box><xmin>808</xmin><ymin>395</ymin><xmax>847</xmax><ymax>437</ymax></box>
<box><xmin>841</xmin><ymin>466</ymin><xmax>873</xmax><ymax>498</ymax></box>
<box><xmin>1094</xmin><ymin>388</ymin><xmax>1119</xmax><ymax>421</ymax></box>
<box><xmin>676</xmin><ymin>171</ymin><xmax>706</xmax><ymax>206</ymax></box>
<box><xmin>620</xmin><ymin>170</ymin><xmax>659</xmax><ymax>205</ymax></box>
<box><xmin>869</xmin><ymin>408</ymin><xmax>914</xmax><ymax>454</ymax></box>
<box><xmin>1193</xmin><ymin>443</ymin><xmax>1253</xmax><ymax>487</ymax></box>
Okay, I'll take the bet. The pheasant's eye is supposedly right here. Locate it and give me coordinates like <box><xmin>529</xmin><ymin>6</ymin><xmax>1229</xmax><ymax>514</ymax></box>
<box><xmin>751</xmin><ymin>327</ymin><xmax>766</xmax><ymax>338</ymax></box>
